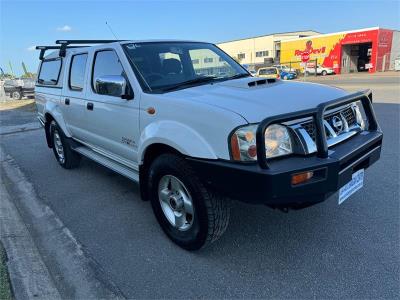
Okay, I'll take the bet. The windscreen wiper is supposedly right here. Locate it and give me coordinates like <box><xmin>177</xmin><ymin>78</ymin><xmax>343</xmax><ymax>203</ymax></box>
<box><xmin>224</xmin><ymin>73</ymin><xmax>250</xmax><ymax>80</ymax></box>
<box><xmin>162</xmin><ymin>76</ymin><xmax>217</xmax><ymax>92</ymax></box>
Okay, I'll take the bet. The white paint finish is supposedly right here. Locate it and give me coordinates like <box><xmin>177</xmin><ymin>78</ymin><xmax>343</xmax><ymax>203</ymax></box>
<box><xmin>161</xmin><ymin>78</ymin><xmax>348</xmax><ymax>123</ymax></box>
<box><xmin>82</xmin><ymin>46</ymin><xmax>141</xmax><ymax>163</ymax></box>
<box><xmin>35</xmin><ymin>87</ymin><xmax>72</xmax><ymax>137</ymax></box>
<box><xmin>44</xmin><ymin>100</ymin><xmax>71</xmax><ymax>137</ymax></box>
<box><xmin>36</xmin><ymin>41</ymin><xmax>350</xmax><ymax>166</ymax></box>
<box><xmin>139</xmin><ymin>92</ymin><xmax>246</xmax><ymax>161</ymax></box>
<box><xmin>60</xmin><ymin>52</ymin><xmax>88</xmax><ymax>140</ymax></box>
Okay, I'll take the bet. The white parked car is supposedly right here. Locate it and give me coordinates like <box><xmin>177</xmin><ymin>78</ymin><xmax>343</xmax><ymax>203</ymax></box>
<box><xmin>35</xmin><ymin>40</ymin><xmax>382</xmax><ymax>250</ymax></box>
<box><xmin>273</xmin><ymin>64</ymin><xmax>297</xmax><ymax>74</ymax></box>
<box><xmin>303</xmin><ymin>64</ymin><xmax>335</xmax><ymax>76</ymax></box>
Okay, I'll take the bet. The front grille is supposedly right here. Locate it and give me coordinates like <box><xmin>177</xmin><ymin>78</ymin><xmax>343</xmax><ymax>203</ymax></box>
<box><xmin>300</xmin><ymin>105</ymin><xmax>358</xmax><ymax>141</ymax></box>
<box><xmin>302</xmin><ymin>121</ymin><xmax>316</xmax><ymax>141</ymax></box>
<box><xmin>341</xmin><ymin>107</ymin><xmax>357</xmax><ymax>126</ymax></box>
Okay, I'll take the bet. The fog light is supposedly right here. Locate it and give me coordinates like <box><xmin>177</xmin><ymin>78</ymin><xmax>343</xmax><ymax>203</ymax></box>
<box><xmin>291</xmin><ymin>171</ymin><xmax>314</xmax><ymax>185</ymax></box>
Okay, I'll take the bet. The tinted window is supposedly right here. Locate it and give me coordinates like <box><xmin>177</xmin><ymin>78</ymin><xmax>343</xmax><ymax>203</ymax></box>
<box><xmin>38</xmin><ymin>59</ymin><xmax>61</xmax><ymax>85</ymax></box>
<box><xmin>69</xmin><ymin>54</ymin><xmax>88</xmax><ymax>90</ymax></box>
<box><xmin>92</xmin><ymin>50</ymin><xmax>124</xmax><ymax>94</ymax></box>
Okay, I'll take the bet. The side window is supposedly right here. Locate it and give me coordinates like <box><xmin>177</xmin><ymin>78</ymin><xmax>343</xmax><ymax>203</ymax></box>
<box><xmin>69</xmin><ymin>54</ymin><xmax>88</xmax><ymax>91</ymax></box>
<box><xmin>189</xmin><ymin>48</ymin><xmax>233</xmax><ymax>76</ymax></box>
<box><xmin>92</xmin><ymin>50</ymin><xmax>124</xmax><ymax>96</ymax></box>
<box><xmin>38</xmin><ymin>59</ymin><xmax>62</xmax><ymax>85</ymax></box>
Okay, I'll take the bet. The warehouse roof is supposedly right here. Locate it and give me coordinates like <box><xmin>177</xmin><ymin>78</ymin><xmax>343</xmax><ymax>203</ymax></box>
<box><xmin>217</xmin><ymin>30</ymin><xmax>320</xmax><ymax>44</ymax></box>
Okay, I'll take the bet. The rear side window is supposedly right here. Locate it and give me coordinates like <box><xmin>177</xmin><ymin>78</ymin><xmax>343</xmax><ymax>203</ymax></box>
<box><xmin>92</xmin><ymin>50</ymin><xmax>124</xmax><ymax>93</ymax></box>
<box><xmin>38</xmin><ymin>59</ymin><xmax>62</xmax><ymax>85</ymax></box>
<box><xmin>69</xmin><ymin>54</ymin><xmax>88</xmax><ymax>91</ymax></box>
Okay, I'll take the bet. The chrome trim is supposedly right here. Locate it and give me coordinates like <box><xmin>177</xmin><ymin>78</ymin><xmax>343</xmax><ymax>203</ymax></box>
<box><xmin>37</xmin><ymin>116</ymin><xmax>45</xmax><ymax>127</ymax></box>
<box><xmin>323</xmin><ymin>119</ymin><xmax>337</xmax><ymax>138</ymax></box>
<box><xmin>298</xmin><ymin>127</ymin><xmax>318</xmax><ymax>153</ymax></box>
<box><xmin>290</xmin><ymin>104</ymin><xmax>363</xmax><ymax>155</ymax></box>
<box><xmin>340</xmin><ymin>111</ymin><xmax>349</xmax><ymax>132</ymax></box>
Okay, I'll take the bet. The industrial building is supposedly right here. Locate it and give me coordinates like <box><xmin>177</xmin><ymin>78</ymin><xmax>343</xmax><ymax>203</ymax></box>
<box><xmin>217</xmin><ymin>30</ymin><xmax>320</xmax><ymax>68</ymax></box>
<box><xmin>280</xmin><ymin>27</ymin><xmax>400</xmax><ymax>74</ymax></box>
<box><xmin>218</xmin><ymin>27</ymin><xmax>400</xmax><ymax>74</ymax></box>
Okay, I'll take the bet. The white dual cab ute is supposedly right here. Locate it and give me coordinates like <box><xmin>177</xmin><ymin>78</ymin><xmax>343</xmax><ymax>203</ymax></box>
<box><xmin>35</xmin><ymin>40</ymin><xmax>382</xmax><ymax>250</ymax></box>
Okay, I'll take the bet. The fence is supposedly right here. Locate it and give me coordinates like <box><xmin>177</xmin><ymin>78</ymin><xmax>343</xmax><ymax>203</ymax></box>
<box><xmin>278</xmin><ymin>59</ymin><xmax>319</xmax><ymax>77</ymax></box>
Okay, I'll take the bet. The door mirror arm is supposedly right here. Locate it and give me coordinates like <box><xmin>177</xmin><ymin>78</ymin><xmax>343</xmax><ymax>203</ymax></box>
<box><xmin>122</xmin><ymin>87</ymin><xmax>134</xmax><ymax>100</ymax></box>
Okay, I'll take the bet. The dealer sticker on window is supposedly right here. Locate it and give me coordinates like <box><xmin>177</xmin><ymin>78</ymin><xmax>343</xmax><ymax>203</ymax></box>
<box><xmin>338</xmin><ymin>169</ymin><xmax>364</xmax><ymax>205</ymax></box>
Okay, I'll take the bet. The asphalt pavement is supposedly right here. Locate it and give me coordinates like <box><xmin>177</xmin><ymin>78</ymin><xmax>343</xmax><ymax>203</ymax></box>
<box><xmin>0</xmin><ymin>76</ymin><xmax>399</xmax><ymax>299</ymax></box>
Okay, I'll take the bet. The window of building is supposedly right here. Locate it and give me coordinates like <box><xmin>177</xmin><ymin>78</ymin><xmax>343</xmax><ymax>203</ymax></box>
<box><xmin>192</xmin><ymin>59</ymin><xmax>199</xmax><ymax>64</ymax></box>
<box><xmin>204</xmin><ymin>57</ymin><xmax>214</xmax><ymax>63</ymax></box>
<box><xmin>256</xmin><ymin>50</ymin><xmax>269</xmax><ymax>57</ymax></box>
<box><xmin>237</xmin><ymin>53</ymin><xmax>245</xmax><ymax>60</ymax></box>
<box><xmin>38</xmin><ymin>59</ymin><xmax>62</xmax><ymax>85</ymax></box>
<box><xmin>69</xmin><ymin>54</ymin><xmax>88</xmax><ymax>91</ymax></box>
<box><xmin>92</xmin><ymin>50</ymin><xmax>124</xmax><ymax>96</ymax></box>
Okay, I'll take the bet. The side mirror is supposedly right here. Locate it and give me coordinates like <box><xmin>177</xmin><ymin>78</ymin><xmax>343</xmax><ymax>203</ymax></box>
<box><xmin>94</xmin><ymin>75</ymin><xmax>133</xmax><ymax>99</ymax></box>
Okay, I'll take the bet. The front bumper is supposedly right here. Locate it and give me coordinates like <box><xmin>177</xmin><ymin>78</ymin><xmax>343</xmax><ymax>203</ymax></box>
<box><xmin>187</xmin><ymin>130</ymin><xmax>382</xmax><ymax>208</ymax></box>
<box><xmin>187</xmin><ymin>90</ymin><xmax>383</xmax><ymax>208</ymax></box>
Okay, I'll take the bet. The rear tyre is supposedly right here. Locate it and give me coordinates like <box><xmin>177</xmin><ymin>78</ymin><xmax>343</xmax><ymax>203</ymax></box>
<box><xmin>148</xmin><ymin>153</ymin><xmax>230</xmax><ymax>250</ymax></box>
<box><xmin>12</xmin><ymin>91</ymin><xmax>22</xmax><ymax>100</ymax></box>
<box><xmin>49</xmin><ymin>120</ymin><xmax>80</xmax><ymax>169</ymax></box>
<box><xmin>321</xmin><ymin>70</ymin><xmax>327</xmax><ymax>76</ymax></box>
<box><xmin>283</xmin><ymin>75</ymin><xmax>288</xmax><ymax>80</ymax></box>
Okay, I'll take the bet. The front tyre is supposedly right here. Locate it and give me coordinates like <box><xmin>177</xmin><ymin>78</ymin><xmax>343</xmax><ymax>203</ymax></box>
<box><xmin>148</xmin><ymin>154</ymin><xmax>230</xmax><ymax>250</ymax></box>
<box><xmin>321</xmin><ymin>70</ymin><xmax>327</xmax><ymax>76</ymax></box>
<box><xmin>50</xmin><ymin>120</ymin><xmax>80</xmax><ymax>169</ymax></box>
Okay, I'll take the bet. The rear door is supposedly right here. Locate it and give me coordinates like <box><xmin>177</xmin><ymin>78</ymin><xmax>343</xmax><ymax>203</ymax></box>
<box><xmin>61</xmin><ymin>52</ymin><xmax>89</xmax><ymax>139</ymax></box>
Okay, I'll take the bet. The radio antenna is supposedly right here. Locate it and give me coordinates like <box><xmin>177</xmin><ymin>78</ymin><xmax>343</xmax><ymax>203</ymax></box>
<box><xmin>105</xmin><ymin>21</ymin><xmax>119</xmax><ymax>39</ymax></box>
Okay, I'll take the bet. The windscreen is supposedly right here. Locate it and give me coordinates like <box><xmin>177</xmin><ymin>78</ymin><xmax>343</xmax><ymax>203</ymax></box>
<box><xmin>122</xmin><ymin>42</ymin><xmax>249</xmax><ymax>93</ymax></box>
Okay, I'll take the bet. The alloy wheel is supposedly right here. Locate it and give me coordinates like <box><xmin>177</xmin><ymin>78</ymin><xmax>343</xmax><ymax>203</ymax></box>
<box><xmin>158</xmin><ymin>175</ymin><xmax>194</xmax><ymax>231</ymax></box>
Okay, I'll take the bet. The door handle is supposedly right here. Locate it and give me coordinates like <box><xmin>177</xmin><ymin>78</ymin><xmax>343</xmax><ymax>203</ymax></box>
<box><xmin>65</xmin><ymin>98</ymin><xmax>70</xmax><ymax>105</ymax></box>
<box><xmin>86</xmin><ymin>102</ymin><xmax>94</xmax><ymax>111</ymax></box>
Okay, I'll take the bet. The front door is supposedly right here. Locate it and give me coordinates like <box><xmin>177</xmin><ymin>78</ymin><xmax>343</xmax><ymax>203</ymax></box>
<box><xmin>82</xmin><ymin>49</ymin><xmax>140</xmax><ymax>166</ymax></box>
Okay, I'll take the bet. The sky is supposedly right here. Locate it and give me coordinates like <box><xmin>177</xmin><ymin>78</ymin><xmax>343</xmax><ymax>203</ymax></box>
<box><xmin>1</xmin><ymin>0</ymin><xmax>399</xmax><ymax>76</ymax></box>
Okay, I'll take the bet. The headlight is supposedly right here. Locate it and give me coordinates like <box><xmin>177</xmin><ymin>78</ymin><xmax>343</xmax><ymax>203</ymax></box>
<box><xmin>264</xmin><ymin>124</ymin><xmax>293</xmax><ymax>158</ymax></box>
<box><xmin>230</xmin><ymin>124</ymin><xmax>293</xmax><ymax>161</ymax></box>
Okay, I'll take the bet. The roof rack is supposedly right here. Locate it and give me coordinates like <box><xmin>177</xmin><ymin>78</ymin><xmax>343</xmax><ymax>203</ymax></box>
<box><xmin>36</xmin><ymin>39</ymin><xmax>125</xmax><ymax>60</ymax></box>
<box><xmin>56</xmin><ymin>40</ymin><xmax>125</xmax><ymax>57</ymax></box>
<box><xmin>36</xmin><ymin>45</ymin><xmax>84</xmax><ymax>60</ymax></box>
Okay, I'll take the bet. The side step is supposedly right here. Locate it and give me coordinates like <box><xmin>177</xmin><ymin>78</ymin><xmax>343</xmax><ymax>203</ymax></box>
<box><xmin>74</xmin><ymin>146</ymin><xmax>139</xmax><ymax>182</ymax></box>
